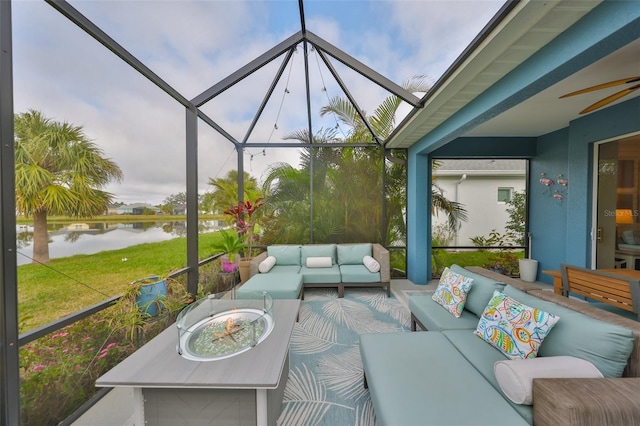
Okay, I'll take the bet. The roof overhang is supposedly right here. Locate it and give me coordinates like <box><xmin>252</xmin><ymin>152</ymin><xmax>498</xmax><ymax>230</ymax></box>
<box><xmin>386</xmin><ymin>0</ymin><xmax>640</xmax><ymax>149</ymax></box>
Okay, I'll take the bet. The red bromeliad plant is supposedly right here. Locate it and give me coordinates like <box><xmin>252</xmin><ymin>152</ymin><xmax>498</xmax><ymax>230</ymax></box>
<box><xmin>223</xmin><ymin>198</ymin><xmax>264</xmax><ymax>258</ymax></box>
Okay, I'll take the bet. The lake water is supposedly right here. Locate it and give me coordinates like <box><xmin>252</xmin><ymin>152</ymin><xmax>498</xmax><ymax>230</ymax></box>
<box><xmin>16</xmin><ymin>221</ymin><xmax>223</xmax><ymax>266</ymax></box>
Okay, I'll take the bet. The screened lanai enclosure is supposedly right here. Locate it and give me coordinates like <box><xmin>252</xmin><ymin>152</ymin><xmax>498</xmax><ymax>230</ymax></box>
<box><xmin>1</xmin><ymin>0</ymin><xmax>515</xmax><ymax>424</ymax></box>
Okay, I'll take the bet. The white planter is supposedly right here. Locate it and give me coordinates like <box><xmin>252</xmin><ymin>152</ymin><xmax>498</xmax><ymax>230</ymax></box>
<box><xmin>519</xmin><ymin>259</ymin><xmax>539</xmax><ymax>282</ymax></box>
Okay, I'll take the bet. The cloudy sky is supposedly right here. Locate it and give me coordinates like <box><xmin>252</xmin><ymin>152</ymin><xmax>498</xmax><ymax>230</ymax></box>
<box><xmin>12</xmin><ymin>0</ymin><xmax>504</xmax><ymax>205</ymax></box>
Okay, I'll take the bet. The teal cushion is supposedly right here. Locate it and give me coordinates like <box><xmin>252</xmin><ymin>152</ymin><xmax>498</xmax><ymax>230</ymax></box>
<box><xmin>267</xmin><ymin>245</ymin><xmax>301</xmax><ymax>266</ymax></box>
<box><xmin>337</xmin><ymin>244</ymin><xmax>372</xmax><ymax>265</ymax></box>
<box><xmin>360</xmin><ymin>332</ymin><xmax>528</xmax><ymax>426</ymax></box>
<box><xmin>269</xmin><ymin>265</ymin><xmax>301</xmax><ymax>274</ymax></box>
<box><xmin>300</xmin><ymin>265</ymin><xmax>341</xmax><ymax>284</ymax></box>
<box><xmin>451</xmin><ymin>264</ymin><xmax>506</xmax><ymax>317</ymax></box>
<box><xmin>339</xmin><ymin>264</ymin><xmax>380</xmax><ymax>282</ymax></box>
<box><xmin>502</xmin><ymin>286</ymin><xmax>634</xmax><ymax>378</ymax></box>
<box><xmin>408</xmin><ymin>296</ymin><xmax>479</xmax><ymax>331</ymax></box>
<box><xmin>443</xmin><ymin>330</ymin><xmax>533</xmax><ymax>424</ymax></box>
<box><xmin>237</xmin><ymin>273</ymin><xmax>303</xmax><ymax>299</ymax></box>
<box><xmin>301</xmin><ymin>244</ymin><xmax>336</xmax><ymax>265</ymax></box>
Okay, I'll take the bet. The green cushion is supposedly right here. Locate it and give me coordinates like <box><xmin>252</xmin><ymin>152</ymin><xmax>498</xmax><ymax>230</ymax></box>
<box><xmin>337</xmin><ymin>244</ymin><xmax>371</xmax><ymax>265</ymax></box>
<box><xmin>408</xmin><ymin>296</ymin><xmax>479</xmax><ymax>331</ymax></box>
<box><xmin>300</xmin><ymin>265</ymin><xmax>341</xmax><ymax>284</ymax></box>
<box><xmin>502</xmin><ymin>286</ymin><xmax>635</xmax><ymax>378</ymax></box>
<box><xmin>443</xmin><ymin>330</ymin><xmax>533</xmax><ymax>424</ymax></box>
<box><xmin>267</xmin><ymin>245</ymin><xmax>301</xmax><ymax>266</ymax></box>
<box><xmin>237</xmin><ymin>273</ymin><xmax>303</xmax><ymax>299</ymax></box>
<box><xmin>360</xmin><ymin>332</ymin><xmax>528</xmax><ymax>426</ymax></box>
<box><xmin>301</xmin><ymin>244</ymin><xmax>336</xmax><ymax>265</ymax></box>
<box><xmin>451</xmin><ymin>264</ymin><xmax>506</xmax><ymax>317</ymax></box>
<box><xmin>339</xmin><ymin>264</ymin><xmax>380</xmax><ymax>282</ymax></box>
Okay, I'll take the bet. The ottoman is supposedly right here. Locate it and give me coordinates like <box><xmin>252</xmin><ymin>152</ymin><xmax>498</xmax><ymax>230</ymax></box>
<box><xmin>237</xmin><ymin>273</ymin><xmax>304</xmax><ymax>300</ymax></box>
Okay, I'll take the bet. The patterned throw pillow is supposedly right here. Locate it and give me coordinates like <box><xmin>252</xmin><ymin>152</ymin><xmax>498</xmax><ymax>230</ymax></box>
<box><xmin>475</xmin><ymin>290</ymin><xmax>560</xmax><ymax>359</ymax></box>
<box><xmin>432</xmin><ymin>267</ymin><xmax>474</xmax><ymax>317</ymax></box>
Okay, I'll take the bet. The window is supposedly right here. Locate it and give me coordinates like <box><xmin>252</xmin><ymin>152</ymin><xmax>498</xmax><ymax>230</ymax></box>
<box><xmin>497</xmin><ymin>187</ymin><xmax>513</xmax><ymax>203</ymax></box>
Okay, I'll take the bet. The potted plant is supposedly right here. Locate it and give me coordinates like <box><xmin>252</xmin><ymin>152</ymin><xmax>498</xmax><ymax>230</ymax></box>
<box><xmin>222</xmin><ymin>198</ymin><xmax>264</xmax><ymax>283</ymax></box>
<box><xmin>107</xmin><ymin>277</ymin><xmax>192</xmax><ymax>346</ymax></box>
<box><xmin>519</xmin><ymin>232</ymin><xmax>539</xmax><ymax>282</ymax></box>
<box><xmin>212</xmin><ymin>229</ymin><xmax>245</xmax><ymax>272</ymax></box>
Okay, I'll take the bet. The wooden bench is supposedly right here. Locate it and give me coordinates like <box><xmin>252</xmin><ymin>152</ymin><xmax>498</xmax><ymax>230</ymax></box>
<box><xmin>560</xmin><ymin>264</ymin><xmax>640</xmax><ymax>320</ymax></box>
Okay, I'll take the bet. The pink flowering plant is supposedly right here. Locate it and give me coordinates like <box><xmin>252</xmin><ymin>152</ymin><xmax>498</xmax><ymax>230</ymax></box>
<box><xmin>20</xmin><ymin>315</ymin><xmax>134</xmax><ymax>425</ymax></box>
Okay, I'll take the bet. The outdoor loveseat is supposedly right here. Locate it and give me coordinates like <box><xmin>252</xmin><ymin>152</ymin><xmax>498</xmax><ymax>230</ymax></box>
<box><xmin>360</xmin><ymin>266</ymin><xmax>640</xmax><ymax>426</ymax></box>
<box><xmin>247</xmin><ymin>243</ymin><xmax>390</xmax><ymax>298</ymax></box>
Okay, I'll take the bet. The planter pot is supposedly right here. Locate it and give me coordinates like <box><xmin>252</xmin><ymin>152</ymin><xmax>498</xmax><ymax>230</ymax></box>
<box><xmin>133</xmin><ymin>276</ymin><xmax>167</xmax><ymax>316</ymax></box>
<box><xmin>519</xmin><ymin>259</ymin><xmax>539</xmax><ymax>283</ymax></box>
<box><xmin>221</xmin><ymin>254</ymin><xmax>239</xmax><ymax>273</ymax></box>
<box><xmin>238</xmin><ymin>259</ymin><xmax>252</xmax><ymax>284</ymax></box>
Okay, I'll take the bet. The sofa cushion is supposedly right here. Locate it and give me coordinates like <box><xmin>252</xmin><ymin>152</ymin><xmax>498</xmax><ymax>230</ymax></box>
<box><xmin>409</xmin><ymin>296</ymin><xmax>479</xmax><ymax>331</ymax></box>
<box><xmin>432</xmin><ymin>267</ymin><xmax>474</xmax><ymax>317</ymax></box>
<box><xmin>450</xmin><ymin>264</ymin><xmax>506</xmax><ymax>317</ymax></box>
<box><xmin>442</xmin><ymin>330</ymin><xmax>532</xmax><ymax>424</ymax></box>
<box><xmin>269</xmin><ymin>265</ymin><xmax>301</xmax><ymax>274</ymax></box>
<box><xmin>258</xmin><ymin>255</ymin><xmax>276</xmax><ymax>273</ymax></box>
<box><xmin>339</xmin><ymin>264</ymin><xmax>380</xmax><ymax>282</ymax></box>
<box><xmin>300</xmin><ymin>265</ymin><xmax>341</xmax><ymax>284</ymax></box>
<box><xmin>337</xmin><ymin>244</ymin><xmax>371</xmax><ymax>265</ymax></box>
<box><xmin>237</xmin><ymin>273</ymin><xmax>303</xmax><ymax>299</ymax></box>
<box><xmin>475</xmin><ymin>290</ymin><xmax>560</xmax><ymax>359</ymax></box>
<box><xmin>494</xmin><ymin>356</ymin><xmax>603</xmax><ymax>405</ymax></box>
<box><xmin>267</xmin><ymin>245</ymin><xmax>301</xmax><ymax>266</ymax></box>
<box><xmin>301</xmin><ymin>244</ymin><xmax>336</xmax><ymax>265</ymax></box>
<box><xmin>503</xmin><ymin>285</ymin><xmax>635</xmax><ymax>378</ymax></box>
<box><xmin>360</xmin><ymin>332</ymin><xmax>529</xmax><ymax>426</ymax></box>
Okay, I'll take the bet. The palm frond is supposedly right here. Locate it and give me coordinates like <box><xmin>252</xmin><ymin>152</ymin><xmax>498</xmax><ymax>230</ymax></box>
<box><xmin>291</xmin><ymin>305</ymin><xmax>340</xmax><ymax>354</ymax></box>
<box><xmin>279</xmin><ymin>364</ymin><xmax>332</xmax><ymax>426</ymax></box>
<box><xmin>318</xmin><ymin>346</ymin><xmax>369</xmax><ymax>401</ymax></box>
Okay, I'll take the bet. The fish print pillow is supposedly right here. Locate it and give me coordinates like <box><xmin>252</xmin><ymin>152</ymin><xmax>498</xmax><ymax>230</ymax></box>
<box><xmin>432</xmin><ymin>267</ymin><xmax>474</xmax><ymax>317</ymax></box>
<box><xmin>475</xmin><ymin>290</ymin><xmax>560</xmax><ymax>359</ymax></box>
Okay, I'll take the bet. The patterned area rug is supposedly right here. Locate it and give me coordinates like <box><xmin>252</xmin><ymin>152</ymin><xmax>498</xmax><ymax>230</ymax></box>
<box><xmin>278</xmin><ymin>289</ymin><xmax>410</xmax><ymax>425</ymax></box>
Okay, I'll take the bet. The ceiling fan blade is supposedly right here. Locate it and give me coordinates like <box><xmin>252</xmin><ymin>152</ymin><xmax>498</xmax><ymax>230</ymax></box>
<box><xmin>560</xmin><ymin>76</ymin><xmax>640</xmax><ymax>98</ymax></box>
<box><xmin>579</xmin><ymin>84</ymin><xmax>640</xmax><ymax>114</ymax></box>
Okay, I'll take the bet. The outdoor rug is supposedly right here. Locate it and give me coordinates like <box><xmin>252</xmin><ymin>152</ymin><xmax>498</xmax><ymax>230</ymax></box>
<box><xmin>277</xmin><ymin>289</ymin><xmax>410</xmax><ymax>426</ymax></box>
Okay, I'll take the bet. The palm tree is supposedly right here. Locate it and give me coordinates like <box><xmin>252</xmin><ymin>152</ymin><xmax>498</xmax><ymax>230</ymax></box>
<box><xmin>208</xmin><ymin>170</ymin><xmax>261</xmax><ymax>214</ymax></box>
<box><xmin>14</xmin><ymin>110</ymin><xmax>123</xmax><ymax>263</ymax></box>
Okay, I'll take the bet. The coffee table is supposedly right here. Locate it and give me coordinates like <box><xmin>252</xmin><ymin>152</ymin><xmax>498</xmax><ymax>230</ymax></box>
<box><xmin>96</xmin><ymin>299</ymin><xmax>300</xmax><ymax>426</ymax></box>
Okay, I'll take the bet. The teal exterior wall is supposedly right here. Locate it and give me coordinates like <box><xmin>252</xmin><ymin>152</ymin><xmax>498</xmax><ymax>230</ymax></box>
<box><xmin>405</xmin><ymin>0</ymin><xmax>640</xmax><ymax>284</ymax></box>
<box><xmin>531</xmin><ymin>97</ymin><xmax>640</xmax><ymax>284</ymax></box>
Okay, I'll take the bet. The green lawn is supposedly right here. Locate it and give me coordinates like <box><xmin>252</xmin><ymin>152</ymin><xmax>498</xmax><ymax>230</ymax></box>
<box><xmin>18</xmin><ymin>231</ymin><xmax>225</xmax><ymax>331</ymax></box>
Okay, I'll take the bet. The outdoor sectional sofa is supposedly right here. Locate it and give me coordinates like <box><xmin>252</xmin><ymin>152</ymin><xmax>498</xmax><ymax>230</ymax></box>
<box><xmin>360</xmin><ymin>265</ymin><xmax>640</xmax><ymax>426</ymax></box>
<box><xmin>247</xmin><ymin>243</ymin><xmax>390</xmax><ymax>298</ymax></box>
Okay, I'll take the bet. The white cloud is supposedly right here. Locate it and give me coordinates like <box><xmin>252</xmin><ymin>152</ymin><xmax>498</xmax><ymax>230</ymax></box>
<box><xmin>12</xmin><ymin>0</ymin><xmax>503</xmax><ymax>205</ymax></box>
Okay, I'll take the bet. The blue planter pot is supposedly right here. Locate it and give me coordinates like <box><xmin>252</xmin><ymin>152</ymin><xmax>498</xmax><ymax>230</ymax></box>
<box><xmin>134</xmin><ymin>276</ymin><xmax>167</xmax><ymax>316</ymax></box>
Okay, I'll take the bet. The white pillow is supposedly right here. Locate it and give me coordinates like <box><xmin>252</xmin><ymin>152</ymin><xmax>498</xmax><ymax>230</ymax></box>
<box><xmin>363</xmin><ymin>255</ymin><xmax>380</xmax><ymax>273</ymax></box>
<box><xmin>306</xmin><ymin>257</ymin><xmax>332</xmax><ymax>268</ymax></box>
<box><xmin>494</xmin><ymin>356</ymin><xmax>603</xmax><ymax>405</ymax></box>
<box><xmin>258</xmin><ymin>255</ymin><xmax>276</xmax><ymax>273</ymax></box>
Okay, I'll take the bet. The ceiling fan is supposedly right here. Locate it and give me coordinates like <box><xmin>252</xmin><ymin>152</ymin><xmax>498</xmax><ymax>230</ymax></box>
<box><xmin>559</xmin><ymin>76</ymin><xmax>640</xmax><ymax>114</ymax></box>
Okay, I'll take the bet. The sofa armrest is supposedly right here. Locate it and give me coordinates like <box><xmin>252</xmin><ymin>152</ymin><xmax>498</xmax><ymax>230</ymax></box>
<box><xmin>372</xmin><ymin>244</ymin><xmax>390</xmax><ymax>282</ymax></box>
<box><xmin>248</xmin><ymin>251</ymin><xmax>268</xmax><ymax>278</ymax></box>
<box><xmin>533</xmin><ymin>378</ymin><xmax>640</xmax><ymax>426</ymax></box>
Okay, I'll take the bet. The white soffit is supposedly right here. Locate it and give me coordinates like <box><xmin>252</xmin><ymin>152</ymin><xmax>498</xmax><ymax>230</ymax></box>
<box><xmin>387</xmin><ymin>0</ymin><xmax>603</xmax><ymax>149</ymax></box>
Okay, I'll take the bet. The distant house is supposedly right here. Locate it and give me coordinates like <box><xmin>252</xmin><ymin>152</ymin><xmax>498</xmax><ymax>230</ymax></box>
<box><xmin>432</xmin><ymin>159</ymin><xmax>526</xmax><ymax>247</ymax></box>
<box><xmin>116</xmin><ymin>203</ymin><xmax>162</xmax><ymax>215</ymax></box>
<box><xmin>172</xmin><ymin>204</ymin><xmax>187</xmax><ymax>215</ymax></box>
